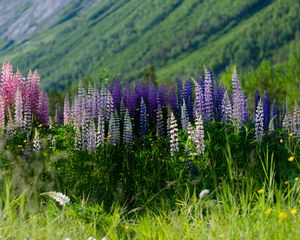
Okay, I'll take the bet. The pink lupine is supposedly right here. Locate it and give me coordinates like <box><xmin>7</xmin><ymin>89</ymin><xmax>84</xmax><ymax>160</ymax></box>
<box><xmin>38</xmin><ymin>91</ymin><xmax>49</xmax><ymax>125</ymax></box>
<box><xmin>28</xmin><ymin>70</ymin><xmax>40</xmax><ymax>115</ymax></box>
<box><xmin>0</xmin><ymin>94</ymin><xmax>5</xmax><ymax>128</ymax></box>
<box><xmin>14</xmin><ymin>88</ymin><xmax>23</xmax><ymax>128</ymax></box>
<box><xmin>1</xmin><ymin>61</ymin><xmax>15</xmax><ymax>107</ymax></box>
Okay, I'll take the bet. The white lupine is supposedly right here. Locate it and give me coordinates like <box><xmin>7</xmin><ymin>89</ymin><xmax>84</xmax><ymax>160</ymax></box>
<box><xmin>168</xmin><ymin>111</ymin><xmax>179</xmax><ymax>156</ymax></box>
<box><xmin>45</xmin><ymin>191</ymin><xmax>70</xmax><ymax>206</ymax></box>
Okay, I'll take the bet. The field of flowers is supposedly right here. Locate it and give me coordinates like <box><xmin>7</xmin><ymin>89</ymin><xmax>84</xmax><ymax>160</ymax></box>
<box><xmin>0</xmin><ymin>61</ymin><xmax>299</xmax><ymax>239</ymax></box>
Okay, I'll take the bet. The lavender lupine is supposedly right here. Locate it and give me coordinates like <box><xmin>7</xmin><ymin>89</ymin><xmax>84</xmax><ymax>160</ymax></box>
<box><xmin>74</xmin><ymin>81</ymin><xmax>85</xmax><ymax>126</ymax></box>
<box><xmin>193</xmin><ymin>79</ymin><xmax>203</xmax><ymax>117</ymax></box>
<box><xmin>168</xmin><ymin>111</ymin><xmax>179</xmax><ymax>156</ymax></box>
<box><xmin>38</xmin><ymin>91</ymin><xmax>49</xmax><ymax>125</ymax></box>
<box><xmin>0</xmin><ymin>94</ymin><xmax>5</xmax><ymax>128</ymax></box>
<box><xmin>105</xmin><ymin>90</ymin><xmax>114</xmax><ymax>123</ymax></box>
<box><xmin>139</xmin><ymin>97</ymin><xmax>147</xmax><ymax>137</ymax></box>
<box><xmin>215</xmin><ymin>84</ymin><xmax>226</xmax><ymax>118</ymax></box>
<box><xmin>221</xmin><ymin>90</ymin><xmax>232</xmax><ymax>122</ymax></box>
<box><xmin>183</xmin><ymin>79</ymin><xmax>194</xmax><ymax>120</ymax></box>
<box><xmin>14</xmin><ymin>88</ymin><xmax>23</xmax><ymax>128</ymax></box>
<box><xmin>87</xmin><ymin>83</ymin><xmax>96</xmax><ymax>119</ymax></box>
<box><xmin>203</xmin><ymin>67</ymin><xmax>214</xmax><ymax>121</ymax></box>
<box><xmin>96</xmin><ymin>110</ymin><xmax>105</xmax><ymax>147</ymax></box>
<box><xmin>232</xmin><ymin>66</ymin><xmax>244</xmax><ymax>128</ymax></box>
<box><xmin>293</xmin><ymin>101</ymin><xmax>300</xmax><ymax>136</ymax></box>
<box><xmin>123</xmin><ymin>109</ymin><xmax>133</xmax><ymax>147</ymax></box>
<box><xmin>80</xmin><ymin>110</ymin><xmax>88</xmax><ymax>150</ymax></box>
<box><xmin>181</xmin><ymin>100</ymin><xmax>189</xmax><ymax>132</ymax></box>
<box><xmin>86</xmin><ymin>119</ymin><xmax>97</xmax><ymax>152</ymax></box>
<box><xmin>33</xmin><ymin>128</ymin><xmax>41</xmax><ymax>151</ymax></box>
<box><xmin>156</xmin><ymin>103</ymin><xmax>164</xmax><ymax>136</ymax></box>
<box><xmin>28</xmin><ymin>70</ymin><xmax>40</xmax><ymax>115</ymax></box>
<box><xmin>263</xmin><ymin>92</ymin><xmax>270</xmax><ymax>131</ymax></box>
<box><xmin>255</xmin><ymin>99</ymin><xmax>264</xmax><ymax>142</ymax></box>
<box><xmin>108</xmin><ymin>111</ymin><xmax>120</xmax><ymax>145</ymax></box>
<box><xmin>63</xmin><ymin>95</ymin><xmax>71</xmax><ymax>125</ymax></box>
<box><xmin>194</xmin><ymin>113</ymin><xmax>205</xmax><ymax>154</ymax></box>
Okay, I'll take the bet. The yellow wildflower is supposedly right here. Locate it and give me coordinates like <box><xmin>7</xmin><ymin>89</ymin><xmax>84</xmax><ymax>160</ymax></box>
<box><xmin>280</xmin><ymin>139</ymin><xmax>283</xmax><ymax>143</ymax></box>
<box><xmin>257</xmin><ymin>188</ymin><xmax>264</xmax><ymax>194</ymax></box>
<box><xmin>279</xmin><ymin>211</ymin><xmax>288</xmax><ymax>220</ymax></box>
<box><xmin>289</xmin><ymin>133</ymin><xmax>293</xmax><ymax>137</ymax></box>
<box><xmin>290</xmin><ymin>208</ymin><xmax>297</xmax><ymax>216</ymax></box>
<box><xmin>288</xmin><ymin>156</ymin><xmax>295</xmax><ymax>162</ymax></box>
<box><xmin>23</xmin><ymin>139</ymin><xmax>27</xmax><ymax>143</ymax></box>
<box><xmin>295</xmin><ymin>177</ymin><xmax>299</xmax><ymax>181</ymax></box>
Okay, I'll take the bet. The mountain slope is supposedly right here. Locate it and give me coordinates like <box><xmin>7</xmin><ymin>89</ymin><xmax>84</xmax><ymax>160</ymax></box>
<box><xmin>0</xmin><ymin>0</ymin><xmax>299</xmax><ymax>90</ymax></box>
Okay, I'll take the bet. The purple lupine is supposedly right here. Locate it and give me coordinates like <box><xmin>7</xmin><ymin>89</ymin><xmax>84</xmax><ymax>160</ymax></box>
<box><xmin>255</xmin><ymin>99</ymin><xmax>264</xmax><ymax>142</ymax></box>
<box><xmin>109</xmin><ymin>80</ymin><xmax>122</xmax><ymax>111</ymax></box>
<box><xmin>221</xmin><ymin>90</ymin><xmax>232</xmax><ymax>122</ymax></box>
<box><xmin>156</xmin><ymin>103</ymin><xmax>164</xmax><ymax>136</ymax></box>
<box><xmin>28</xmin><ymin>70</ymin><xmax>40</xmax><ymax>116</ymax></box>
<box><xmin>108</xmin><ymin>111</ymin><xmax>120</xmax><ymax>145</ymax></box>
<box><xmin>14</xmin><ymin>70</ymin><xmax>27</xmax><ymax>106</ymax></box>
<box><xmin>293</xmin><ymin>101</ymin><xmax>300</xmax><ymax>136</ymax></box>
<box><xmin>194</xmin><ymin>113</ymin><xmax>205</xmax><ymax>154</ymax></box>
<box><xmin>86</xmin><ymin>119</ymin><xmax>96</xmax><ymax>152</ymax></box>
<box><xmin>139</xmin><ymin>97</ymin><xmax>147</xmax><ymax>137</ymax></box>
<box><xmin>193</xmin><ymin>79</ymin><xmax>203</xmax><ymax>118</ymax></box>
<box><xmin>177</xmin><ymin>79</ymin><xmax>183</xmax><ymax>115</ymax></box>
<box><xmin>148</xmin><ymin>86</ymin><xmax>157</xmax><ymax>120</ymax></box>
<box><xmin>271</xmin><ymin>99</ymin><xmax>279</xmax><ymax>129</ymax></box>
<box><xmin>232</xmin><ymin>66</ymin><xmax>244</xmax><ymax>128</ymax></box>
<box><xmin>0</xmin><ymin>94</ymin><xmax>5</xmax><ymax>128</ymax></box>
<box><xmin>14</xmin><ymin>88</ymin><xmax>23</xmax><ymax>128</ymax></box>
<box><xmin>23</xmin><ymin>97</ymin><xmax>32</xmax><ymax>131</ymax></box>
<box><xmin>63</xmin><ymin>95</ymin><xmax>71</xmax><ymax>125</ymax></box>
<box><xmin>255</xmin><ymin>90</ymin><xmax>260</xmax><ymax>114</ymax></box>
<box><xmin>263</xmin><ymin>92</ymin><xmax>270</xmax><ymax>131</ymax></box>
<box><xmin>75</xmin><ymin>81</ymin><xmax>86</xmax><ymax>126</ymax></box>
<box><xmin>96</xmin><ymin>110</ymin><xmax>105</xmax><ymax>147</ymax></box>
<box><xmin>183</xmin><ymin>79</ymin><xmax>194</xmax><ymax>120</ymax></box>
<box><xmin>105</xmin><ymin>90</ymin><xmax>114</xmax><ymax>123</ymax></box>
<box><xmin>203</xmin><ymin>66</ymin><xmax>214</xmax><ymax>121</ymax></box>
<box><xmin>166</xmin><ymin>85</ymin><xmax>177</xmax><ymax>114</ymax></box>
<box><xmin>181</xmin><ymin>100</ymin><xmax>189</xmax><ymax>132</ymax></box>
<box><xmin>119</xmin><ymin>97</ymin><xmax>126</xmax><ymax>118</ymax></box>
<box><xmin>168</xmin><ymin>111</ymin><xmax>179</xmax><ymax>156</ymax></box>
<box><xmin>86</xmin><ymin>82</ymin><xmax>96</xmax><ymax>119</ymax></box>
<box><xmin>243</xmin><ymin>92</ymin><xmax>249</xmax><ymax>122</ymax></box>
<box><xmin>123</xmin><ymin>109</ymin><xmax>133</xmax><ymax>147</ymax></box>
<box><xmin>38</xmin><ymin>91</ymin><xmax>49</xmax><ymax>126</ymax></box>
<box><xmin>80</xmin><ymin>110</ymin><xmax>88</xmax><ymax>150</ymax></box>
<box><xmin>1</xmin><ymin>61</ymin><xmax>15</xmax><ymax>108</ymax></box>
<box><xmin>215</xmin><ymin>84</ymin><xmax>226</xmax><ymax>119</ymax></box>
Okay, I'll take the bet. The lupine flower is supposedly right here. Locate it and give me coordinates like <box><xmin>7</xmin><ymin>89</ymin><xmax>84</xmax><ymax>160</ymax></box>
<box><xmin>271</xmin><ymin>99</ymin><xmax>279</xmax><ymax>129</ymax></box>
<box><xmin>255</xmin><ymin>99</ymin><xmax>264</xmax><ymax>142</ymax></box>
<box><xmin>283</xmin><ymin>112</ymin><xmax>293</xmax><ymax>133</ymax></box>
<box><xmin>243</xmin><ymin>92</ymin><xmax>249</xmax><ymax>122</ymax></box>
<box><xmin>28</xmin><ymin>70</ymin><xmax>40</xmax><ymax>115</ymax></box>
<box><xmin>86</xmin><ymin>119</ymin><xmax>97</xmax><ymax>152</ymax></box>
<box><xmin>156</xmin><ymin>103</ymin><xmax>164</xmax><ymax>136</ymax></box>
<box><xmin>203</xmin><ymin>66</ymin><xmax>214</xmax><ymax>121</ymax></box>
<box><xmin>139</xmin><ymin>97</ymin><xmax>147</xmax><ymax>137</ymax></box>
<box><xmin>168</xmin><ymin>111</ymin><xmax>179</xmax><ymax>156</ymax></box>
<box><xmin>109</xmin><ymin>80</ymin><xmax>122</xmax><ymax>111</ymax></box>
<box><xmin>6</xmin><ymin>108</ymin><xmax>14</xmax><ymax>139</ymax></box>
<box><xmin>43</xmin><ymin>191</ymin><xmax>70</xmax><ymax>206</ymax></box>
<box><xmin>105</xmin><ymin>90</ymin><xmax>114</xmax><ymax>123</ymax></box>
<box><xmin>23</xmin><ymin>97</ymin><xmax>32</xmax><ymax>131</ymax></box>
<box><xmin>108</xmin><ymin>111</ymin><xmax>120</xmax><ymax>145</ymax></box>
<box><xmin>255</xmin><ymin>90</ymin><xmax>260</xmax><ymax>114</ymax></box>
<box><xmin>1</xmin><ymin>60</ymin><xmax>15</xmax><ymax>107</ymax></box>
<box><xmin>215</xmin><ymin>84</ymin><xmax>226</xmax><ymax>119</ymax></box>
<box><xmin>293</xmin><ymin>101</ymin><xmax>300</xmax><ymax>136</ymax></box>
<box><xmin>186</xmin><ymin>122</ymin><xmax>197</xmax><ymax>156</ymax></box>
<box><xmin>231</xmin><ymin>66</ymin><xmax>244</xmax><ymax>128</ymax></box>
<box><xmin>14</xmin><ymin>88</ymin><xmax>23</xmax><ymax>128</ymax></box>
<box><xmin>181</xmin><ymin>100</ymin><xmax>189</xmax><ymax>132</ymax></box>
<box><xmin>75</xmin><ymin>81</ymin><xmax>86</xmax><ymax>126</ymax></box>
<box><xmin>194</xmin><ymin>113</ymin><xmax>205</xmax><ymax>154</ymax></box>
<box><xmin>177</xmin><ymin>79</ymin><xmax>183</xmax><ymax>114</ymax></box>
<box><xmin>263</xmin><ymin>92</ymin><xmax>270</xmax><ymax>131</ymax></box>
<box><xmin>0</xmin><ymin>94</ymin><xmax>5</xmax><ymax>128</ymax></box>
<box><xmin>33</xmin><ymin>128</ymin><xmax>41</xmax><ymax>151</ymax></box>
<box><xmin>74</xmin><ymin>125</ymin><xmax>82</xmax><ymax>150</ymax></box>
<box><xmin>193</xmin><ymin>79</ymin><xmax>203</xmax><ymax>118</ymax></box>
<box><xmin>38</xmin><ymin>91</ymin><xmax>49</xmax><ymax>125</ymax></box>
<box><xmin>199</xmin><ymin>189</ymin><xmax>210</xmax><ymax>199</ymax></box>
<box><xmin>183</xmin><ymin>79</ymin><xmax>194</xmax><ymax>120</ymax></box>
<box><xmin>96</xmin><ymin>110</ymin><xmax>105</xmax><ymax>147</ymax></box>
<box><xmin>64</xmin><ymin>95</ymin><xmax>71</xmax><ymax>125</ymax></box>
<box><xmin>221</xmin><ymin>90</ymin><xmax>232</xmax><ymax>122</ymax></box>
<box><xmin>123</xmin><ymin>109</ymin><xmax>133</xmax><ymax>147</ymax></box>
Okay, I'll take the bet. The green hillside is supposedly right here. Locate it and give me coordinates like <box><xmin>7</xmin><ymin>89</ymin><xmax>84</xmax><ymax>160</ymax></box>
<box><xmin>0</xmin><ymin>0</ymin><xmax>299</xmax><ymax>90</ymax></box>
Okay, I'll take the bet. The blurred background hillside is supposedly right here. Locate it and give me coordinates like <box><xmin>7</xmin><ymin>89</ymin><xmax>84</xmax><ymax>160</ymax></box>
<box><xmin>0</xmin><ymin>0</ymin><xmax>299</xmax><ymax>106</ymax></box>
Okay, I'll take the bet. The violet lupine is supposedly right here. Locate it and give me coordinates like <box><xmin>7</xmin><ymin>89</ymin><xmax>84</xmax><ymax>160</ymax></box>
<box><xmin>0</xmin><ymin>94</ymin><xmax>5</xmax><ymax>128</ymax></box>
<box><xmin>105</xmin><ymin>90</ymin><xmax>114</xmax><ymax>123</ymax></box>
<box><xmin>156</xmin><ymin>103</ymin><xmax>164</xmax><ymax>136</ymax></box>
<box><xmin>168</xmin><ymin>111</ymin><xmax>179</xmax><ymax>156</ymax></box>
<box><xmin>123</xmin><ymin>109</ymin><xmax>133</xmax><ymax>147</ymax></box>
<box><xmin>96</xmin><ymin>110</ymin><xmax>105</xmax><ymax>147</ymax></box>
<box><xmin>243</xmin><ymin>92</ymin><xmax>249</xmax><ymax>122</ymax></box>
<box><xmin>203</xmin><ymin>66</ymin><xmax>214</xmax><ymax>121</ymax></box>
<box><xmin>231</xmin><ymin>66</ymin><xmax>244</xmax><ymax>128</ymax></box>
<box><xmin>263</xmin><ymin>92</ymin><xmax>270</xmax><ymax>131</ymax></box>
<box><xmin>216</xmin><ymin>84</ymin><xmax>226</xmax><ymax>119</ymax></box>
<box><xmin>148</xmin><ymin>86</ymin><xmax>157</xmax><ymax>120</ymax></box>
<box><xmin>255</xmin><ymin>99</ymin><xmax>264</xmax><ymax>142</ymax></box>
<box><xmin>194</xmin><ymin>113</ymin><xmax>205</xmax><ymax>154</ymax></box>
<box><xmin>183</xmin><ymin>79</ymin><xmax>194</xmax><ymax>120</ymax></box>
<box><xmin>74</xmin><ymin>81</ymin><xmax>86</xmax><ymax>126</ymax></box>
<box><xmin>221</xmin><ymin>90</ymin><xmax>232</xmax><ymax>122</ymax></box>
<box><xmin>109</xmin><ymin>80</ymin><xmax>122</xmax><ymax>111</ymax></box>
<box><xmin>193</xmin><ymin>79</ymin><xmax>203</xmax><ymax>118</ymax></box>
<box><xmin>87</xmin><ymin>83</ymin><xmax>96</xmax><ymax>119</ymax></box>
<box><xmin>177</xmin><ymin>79</ymin><xmax>183</xmax><ymax>115</ymax></box>
<box><xmin>181</xmin><ymin>100</ymin><xmax>189</xmax><ymax>132</ymax></box>
<box><xmin>271</xmin><ymin>99</ymin><xmax>279</xmax><ymax>129</ymax></box>
<box><xmin>139</xmin><ymin>97</ymin><xmax>147</xmax><ymax>138</ymax></box>
<box><xmin>33</xmin><ymin>128</ymin><xmax>41</xmax><ymax>151</ymax></box>
<box><xmin>63</xmin><ymin>95</ymin><xmax>71</xmax><ymax>125</ymax></box>
<box><xmin>38</xmin><ymin>91</ymin><xmax>49</xmax><ymax>125</ymax></box>
<box><xmin>293</xmin><ymin>101</ymin><xmax>300</xmax><ymax>136</ymax></box>
<box><xmin>14</xmin><ymin>88</ymin><xmax>23</xmax><ymax>128</ymax></box>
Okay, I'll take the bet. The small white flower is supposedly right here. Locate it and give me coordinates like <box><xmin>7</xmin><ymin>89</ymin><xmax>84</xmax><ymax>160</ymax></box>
<box><xmin>199</xmin><ymin>189</ymin><xmax>210</xmax><ymax>199</ymax></box>
<box><xmin>102</xmin><ymin>237</ymin><xmax>109</xmax><ymax>240</ymax></box>
<box><xmin>87</xmin><ymin>237</ymin><xmax>96</xmax><ymax>240</ymax></box>
<box><xmin>43</xmin><ymin>191</ymin><xmax>70</xmax><ymax>206</ymax></box>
